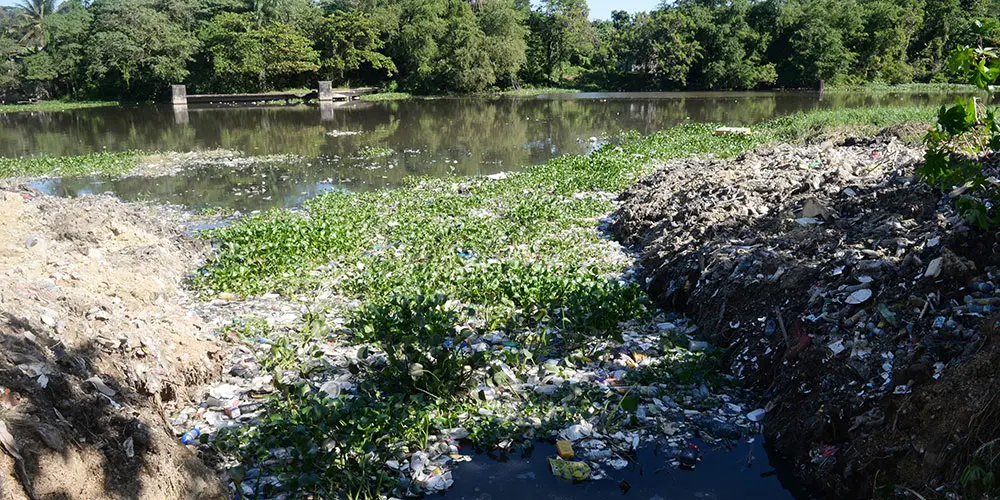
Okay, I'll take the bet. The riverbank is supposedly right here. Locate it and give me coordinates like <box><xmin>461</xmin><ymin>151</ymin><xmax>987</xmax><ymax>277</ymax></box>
<box><xmin>612</xmin><ymin>128</ymin><xmax>1000</xmax><ymax>498</ymax></box>
<box><xmin>0</xmin><ymin>190</ymin><xmax>226</xmax><ymax>498</ymax></box>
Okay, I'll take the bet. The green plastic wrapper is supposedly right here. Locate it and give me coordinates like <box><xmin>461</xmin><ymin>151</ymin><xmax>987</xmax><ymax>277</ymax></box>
<box><xmin>548</xmin><ymin>457</ymin><xmax>591</xmax><ymax>481</ymax></box>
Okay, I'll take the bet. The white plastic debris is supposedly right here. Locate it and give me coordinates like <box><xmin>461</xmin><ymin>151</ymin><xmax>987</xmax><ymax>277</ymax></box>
<box><xmin>924</xmin><ymin>257</ymin><xmax>943</xmax><ymax>278</ymax></box>
<box><xmin>827</xmin><ymin>340</ymin><xmax>846</xmax><ymax>356</ymax></box>
<box><xmin>845</xmin><ymin>289</ymin><xmax>872</xmax><ymax>304</ymax></box>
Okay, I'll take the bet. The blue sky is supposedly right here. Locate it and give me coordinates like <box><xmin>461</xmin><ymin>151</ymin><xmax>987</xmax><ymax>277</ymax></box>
<box><xmin>587</xmin><ymin>0</ymin><xmax>659</xmax><ymax>20</ymax></box>
<box><xmin>0</xmin><ymin>0</ymin><xmax>659</xmax><ymax>20</ymax></box>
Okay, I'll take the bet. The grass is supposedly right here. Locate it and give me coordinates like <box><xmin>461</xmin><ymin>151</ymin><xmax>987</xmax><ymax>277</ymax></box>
<box><xmin>0</xmin><ymin>100</ymin><xmax>118</xmax><ymax>114</ymax></box>
<box><xmin>0</xmin><ymin>151</ymin><xmax>141</xmax><ymax>178</ymax></box>
<box><xmin>360</xmin><ymin>92</ymin><xmax>412</xmax><ymax>102</ymax></box>
<box><xmin>766</xmin><ymin>105</ymin><xmax>937</xmax><ymax>140</ymax></box>
<box><xmin>499</xmin><ymin>87</ymin><xmax>581</xmax><ymax>97</ymax></box>
<box><xmin>825</xmin><ymin>82</ymin><xmax>985</xmax><ymax>94</ymax></box>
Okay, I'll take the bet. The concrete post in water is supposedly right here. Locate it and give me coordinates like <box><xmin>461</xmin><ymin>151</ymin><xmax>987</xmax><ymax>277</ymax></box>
<box><xmin>171</xmin><ymin>84</ymin><xmax>187</xmax><ymax>105</ymax></box>
<box><xmin>172</xmin><ymin>104</ymin><xmax>189</xmax><ymax>125</ymax></box>
<box><xmin>318</xmin><ymin>81</ymin><xmax>334</xmax><ymax>101</ymax></box>
<box><xmin>817</xmin><ymin>79</ymin><xmax>825</xmax><ymax>101</ymax></box>
<box><xmin>320</xmin><ymin>101</ymin><xmax>335</xmax><ymax>121</ymax></box>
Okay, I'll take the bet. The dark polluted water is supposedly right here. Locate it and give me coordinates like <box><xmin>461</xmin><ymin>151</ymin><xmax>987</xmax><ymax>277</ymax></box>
<box><xmin>445</xmin><ymin>439</ymin><xmax>806</xmax><ymax>500</ymax></box>
<box><xmin>3</xmin><ymin>91</ymin><xmax>962</xmax><ymax>212</ymax></box>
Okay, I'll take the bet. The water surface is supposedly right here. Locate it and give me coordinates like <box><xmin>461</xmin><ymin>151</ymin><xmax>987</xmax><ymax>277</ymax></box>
<box><xmin>3</xmin><ymin>91</ymin><xmax>957</xmax><ymax>210</ymax></box>
<box><xmin>446</xmin><ymin>438</ymin><xmax>806</xmax><ymax>499</ymax></box>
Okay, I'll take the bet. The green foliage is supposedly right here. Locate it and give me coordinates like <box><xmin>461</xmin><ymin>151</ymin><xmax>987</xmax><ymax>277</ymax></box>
<box><xmin>498</xmin><ymin>86</ymin><xmax>578</xmax><ymax>96</ymax></box>
<box><xmin>316</xmin><ymin>10</ymin><xmax>395</xmax><ymax>84</ymax></box>
<box><xmin>960</xmin><ymin>440</ymin><xmax>1000</xmax><ymax>497</ymax></box>
<box><xmin>917</xmin><ymin>38</ymin><xmax>1000</xmax><ymax>229</ymax></box>
<box><xmin>2</xmin><ymin>0</ymin><xmax>999</xmax><ymax>99</ymax></box>
<box><xmin>0</xmin><ymin>150</ymin><xmax>139</xmax><ymax>178</ymax></box>
<box><xmin>85</xmin><ymin>0</ymin><xmax>199</xmax><ymax>98</ymax></box>
<box><xmin>524</xmin><ymin>0</ymin><xmax>594</xmax><ymax>83</ymax></box>
<box><xmin>200</xmin><ymin>12</ymin><xmax>319</xmax><ymax>92</ymax></box>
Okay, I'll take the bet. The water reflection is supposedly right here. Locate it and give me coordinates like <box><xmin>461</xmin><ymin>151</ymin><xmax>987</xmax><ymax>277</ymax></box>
<box><xmin>4</xmin><ymin>91</ymin><xmax>958</xmax><ymax>210</ymax></box>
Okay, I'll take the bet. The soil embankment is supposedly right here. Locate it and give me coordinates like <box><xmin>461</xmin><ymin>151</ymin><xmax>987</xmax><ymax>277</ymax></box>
<box><xmin>0</xmin><ymin>189</ymin><xmax>226</xmax><ymax>498</ymax></box>
<box><xmin>612</xmin><ymin>129</ymin><xmax>1000</xmax><ymax>497</ymax></box>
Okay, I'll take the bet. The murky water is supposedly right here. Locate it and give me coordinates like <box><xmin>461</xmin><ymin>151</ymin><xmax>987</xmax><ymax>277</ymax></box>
<box><xmin>446</xmin><ymin>438</ymin><xmax>806</xmax><ymax>499</ymax></box>
<box><xmin>4</xmin><ymin>91</ymin><xmax>957</xmax><ymax>210</ymax></box>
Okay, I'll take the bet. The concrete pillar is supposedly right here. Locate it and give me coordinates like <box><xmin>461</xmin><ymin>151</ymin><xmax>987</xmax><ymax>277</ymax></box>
<box><xmin>171</xmin><ymin>84</ymin><xmax>187</xmax><ymax>105</ymax></box>
<box><xmin>318</xmin><ymin>81</ymin><xmax>334</xmax><ymax>101</ymax></box>
<box><xmin>320</xmin><ymin>101</ymin><xmax>335</xmax><ymax>121</ymax></box>
<box><xmin>172</xmin><ymin>104</ymin><xmax>189</xmax><ymax>125</ymax></box>
<box><xmin>817</xmin><ymin>79</ymin><xmax>825</xmax><ymax>101</ymax></box>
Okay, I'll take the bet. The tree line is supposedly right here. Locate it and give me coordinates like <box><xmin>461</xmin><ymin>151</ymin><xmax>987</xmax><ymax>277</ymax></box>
<box><xmin>1</xmin><ymin>0</ymin><xmax>998</xmax><ymax>101</ymax></box>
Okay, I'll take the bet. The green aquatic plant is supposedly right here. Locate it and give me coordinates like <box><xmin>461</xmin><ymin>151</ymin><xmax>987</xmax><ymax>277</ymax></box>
<box><xmin>0</xmin><ymin>150</ymin><xmax>141</xmax><ymax>178</ymax></box>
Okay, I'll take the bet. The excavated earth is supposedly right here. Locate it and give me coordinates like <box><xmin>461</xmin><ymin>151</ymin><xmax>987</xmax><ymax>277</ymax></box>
<box><xmin>612</xmin><ymin>129</ymin><xmax>1000</xmax><ymax>498</ymax></box>
<box><xmin>0</xmin><ymin>188</ymin><xmax>227</xmax><ymax>499</ymax></box>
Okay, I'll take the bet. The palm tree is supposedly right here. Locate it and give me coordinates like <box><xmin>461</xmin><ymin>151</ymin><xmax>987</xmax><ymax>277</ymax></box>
<box><xmin>17</xmin><ymin>0</ymin><xmax>57</xmax><ymax>50</ymax></box>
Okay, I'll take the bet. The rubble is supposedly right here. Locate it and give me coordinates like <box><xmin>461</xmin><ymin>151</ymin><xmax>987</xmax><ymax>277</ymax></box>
<box><xmin>612</xmin><ymin>130</ymin><xmax>1000</xmax><ymax>496</ymax></box>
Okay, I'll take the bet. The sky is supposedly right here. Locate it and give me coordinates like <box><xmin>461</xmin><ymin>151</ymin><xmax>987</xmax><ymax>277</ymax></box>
<box><xmin>0</xmin><ymin>0</ymin><xmax>660</xmax><ymax>21</ymax></box>
<box><xmin>587</xmin><ymin>0</ymin><xmax>659</xmax><ymax>20</ymax></box>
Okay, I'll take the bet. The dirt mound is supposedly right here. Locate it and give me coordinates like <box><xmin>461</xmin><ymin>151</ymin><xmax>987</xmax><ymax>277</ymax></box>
<box><xmin>0</xmin><ymin>189</ymin><xmax>226</xmax><ymax>498</ymax></box>
<box><xmin>612</xmin><ymin>131</ymin><xmax>999</xmax><ymax>497</ymax></box>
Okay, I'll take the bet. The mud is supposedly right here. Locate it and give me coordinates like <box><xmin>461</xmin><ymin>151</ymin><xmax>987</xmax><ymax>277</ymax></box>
<box><xmin>0</xmin><ymin>188</ymin><xmax>226</xmax><ymax>499</ymax></box>
<box><xmin>612</xmin><ymin>130</ymin><xmax>1000</xmax><ymax>498</ymax></box>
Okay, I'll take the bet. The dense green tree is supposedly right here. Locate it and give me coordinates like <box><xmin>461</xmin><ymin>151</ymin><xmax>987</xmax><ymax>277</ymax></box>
<box><xmin>0</xmin><ymin>0</ymin><xmax>997</xmax><ymax>100</ymax></box>
<box><xmin>316</xmin><ymin>11</ymin><xmax>395</xmax><ymax>84</ymax></box>
<box><xmin>436</xmin><ymin>0</ymin><xmax>493</xmax><ymax>91</ymax></box>
<box><xmin>646</xmin><ymin>9</ymin><xmax>701</xmax><ymax>88</ymax></box>
<box><xmin>200</xmin><ymin>12</ymin><xmax>319</xmax><ymax>91</ymax></box>
<box><xmin>0</xmin><ymin>37</ymin><xmax>22</xmax><ymax>96</ymax></box>
<box><xmin>681</xmin><ymin>0</ymin><xmax>776</xmax><ymax>89</ymax></box>
<box><xmin>45</xmin><ymin>0</ymin><xmax>91</xmax><ymax>95</ymax></box>
<box><xmin>86</xmin><ymin>0</ymin><xmax>199</xmax><ymax>97</ymax></box>
<box><xmin>772</xmin><ymin>0</ymin><xmax>862</xmax><ymax>86</ymax></box>
<box><xmin>524</xmin><ymin>0</ymin><xmax>594</xmax><ymax>82</ymax></box>
<box><xmin>854</xmin><ymin>0</ymin><xmax>923</xmax><ymax>83</ymax></box>
<box><xmin>15</xmin><ymin>0</ymin><xmax>56</xmax><ymax>49</ymax></box>
<box><xmin>477</xmin><ymin>0</ymin><xmax>527</xmax><ymax>86</ymax></box>
<box><xmin>388</xmin><ymin>0</ymin><xmax>447</xmax><ymax>91</ymax></box>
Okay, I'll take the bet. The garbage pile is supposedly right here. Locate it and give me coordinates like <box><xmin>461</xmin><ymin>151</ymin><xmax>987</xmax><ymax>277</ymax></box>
<box><xmin>170</xmin><ymin>288</ymin><xmax>768</xmax><ymax>497</ymax></box>
<box><xmin>612</xmin><ymin>131</ymin><xmax>999</xmax><ymax>496</ymax></box>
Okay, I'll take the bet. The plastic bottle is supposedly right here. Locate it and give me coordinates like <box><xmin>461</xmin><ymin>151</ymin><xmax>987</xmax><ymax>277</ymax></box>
<box><xmin>180</xmin><ymin>428</ymin><xmax>201</xmax><ymax>445</ymax></box>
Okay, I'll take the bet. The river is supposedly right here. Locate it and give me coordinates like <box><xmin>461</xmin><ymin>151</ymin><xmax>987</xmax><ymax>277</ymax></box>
<box><xmin>1</xmin><ymin>91</ymin><xmax>958</xmax><ymax>211</ymax></box>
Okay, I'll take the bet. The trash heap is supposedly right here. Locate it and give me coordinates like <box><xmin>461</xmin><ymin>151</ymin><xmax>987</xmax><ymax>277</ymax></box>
<box><xmin>612</xmin><ymin>131</ymin><xmax>998</xmax><ymax>496</ymax></box>
<box><xmin>169</xmin><ymin>290</ymin><xmax>768</xmax><ymax>497</ymax></box>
